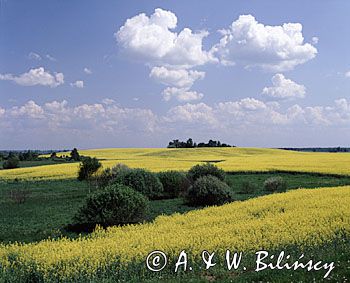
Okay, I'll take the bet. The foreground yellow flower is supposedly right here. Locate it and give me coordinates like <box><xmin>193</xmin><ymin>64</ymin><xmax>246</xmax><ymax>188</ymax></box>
<box><xmin>0</xmin><ymin>186</ymin><xmax>349</xmax><ymax>280</ymax></box>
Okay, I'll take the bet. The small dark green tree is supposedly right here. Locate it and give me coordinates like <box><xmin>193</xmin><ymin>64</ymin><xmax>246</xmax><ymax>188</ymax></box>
<box><xmin>3</xmin><ymin>156</ymin><xmax>20</xmax><ymax>169</ymax></box>
<box><xmin>70</xmin><ymin>148</ymin><xmax>81</xmax><ymax>161</ymax></box>
<box><xmin>74</xmin><ymin>184</ymin><xmax>149</xmax><ymax>227</ymax></box>
<box><xmin>112</xmin><ymin>168</ymin><xmax>163</xmax><ymax>200</ymax></box>
<box><xmin>157</xmin><ymin>171</ymin><xmax>190</xmax><ymax>198</ymax></box>
<box><xmin>263</xmin><ymin>177</ymin><xmax>287</xmax><ymax>193</ymax></box>
<box><xmin>77</xmin><ymin>157</ymin><xmax>102</xmax><ymax>181</ymax></box>
<box><xmin>187</xmin><ymin>163</ymin><xmax>226</xmax><ymax>183</ymax></box>
<box><xmin>91</xmin><ymin>163</ymin><xmax>131</xmax><ymax>189</ymax></box>
<box><xmin>186</xmin><ymin>175</ymin><xmax>233</xmax><ymax>206</ymax></box>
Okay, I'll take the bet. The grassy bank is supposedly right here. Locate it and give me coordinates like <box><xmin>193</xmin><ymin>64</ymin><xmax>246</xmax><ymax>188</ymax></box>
<box><xmin>1</xmin><ymin>172</ymin><xmax>350</xmax><ymax>243</ymax></box>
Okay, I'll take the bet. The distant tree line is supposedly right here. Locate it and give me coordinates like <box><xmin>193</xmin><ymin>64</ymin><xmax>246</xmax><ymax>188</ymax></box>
<box><xmin>0</xmin><ymin>150</ymin><xmax>40</xmax><ymax>169</ymax></box>
<box><xmin>280</xmin><ymin>147</ymin><xmax>350</xmax><ymax>153</ymax></box>
<box><xmin>0</xmin><ymin>150</ymin><xmax>39</xmax><ymax>162</ymax></box>
<box><xmin>0</xmin><ymin>148</ymin><xmax>84</xmax><ymax>170</ymax></box>
<box><xmin>167</xmin><ymin>138</ymin><xmax>234</xmax><ymax>148</ymax></box>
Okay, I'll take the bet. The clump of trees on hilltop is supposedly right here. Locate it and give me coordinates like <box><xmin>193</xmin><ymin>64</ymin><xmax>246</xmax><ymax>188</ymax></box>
<box><xmin>167</xmin><ymin>138</ymin><xmax>234</xmax><ymax>148</ymax></box>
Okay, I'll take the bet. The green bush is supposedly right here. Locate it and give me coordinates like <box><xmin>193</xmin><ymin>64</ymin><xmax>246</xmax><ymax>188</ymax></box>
<box><xmin>74</xmin><ymin>184</ymin><xmax>149</xmax><ymax>227</ymax></box>
<box><xmin>91</xmin><ymin>163</ymin><xmax>131</xmax><ymax>189</ymax></box>
<box><xmin>90</xmin><ymin>167</ymin><xmax>114</xmax><ymax>189</ymax></box>
<box><xmin>77</xmin><ymin>157</ymin><xmax>102</xmax><ymax>181</ymax></box>
<box><xmin>263</xmin><ymin>177</ymin><xmax>287</xmax><ymax>193</ymax></box>
<box><xmin>113</xmin><ymin>168</ymin><xmax>163</xmax><ymax>200</ymax></box>
<box><xmin>187</xmin><ymin>163</ymin><xmax>226</xmax><ymax>183</ymax></box>
<box><xmin>240</xmin><ymin>181</ymin><xmax>258</xmax><ymax>194</ymax></box>
<box><xmin>3</xmin><ymin>157</ymin><xmax>20</xmax><ymax>169</ymax></box>
<box><xmin>111</xmin><ymin>163</ymin><xmax>130</xmax><ymax>175</ymax></box>
<box><xmin>157</xmin><ymin>171</ymin><xmax>190</xmax><ymax>198</ymax></box>
<box><xmin>186</xmin><ymin>175</ymin><xmax>233</xmax><ymax>206</ymax></box>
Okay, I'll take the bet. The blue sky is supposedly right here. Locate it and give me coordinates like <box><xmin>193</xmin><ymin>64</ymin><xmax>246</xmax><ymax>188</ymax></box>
<box><xmin>1</xmin><ymin>1</ymin><xmax>350</xmax><ymax>149</ymax></box>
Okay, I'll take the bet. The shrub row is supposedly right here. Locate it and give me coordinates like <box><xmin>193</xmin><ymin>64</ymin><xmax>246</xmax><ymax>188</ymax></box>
<box><xmin>239</xmin><ymin>177</ymin><xmax>287</xmax><ymax>194</ymax></box>
<box><xmin>75</xmin><ymin>161</ymin><xmax>288</xmax><ymax>230</ymax></box>
<box><xmin>74</xmin><ymin>162</ymin><xmax>235</xmax><ymax>229</ymax></box>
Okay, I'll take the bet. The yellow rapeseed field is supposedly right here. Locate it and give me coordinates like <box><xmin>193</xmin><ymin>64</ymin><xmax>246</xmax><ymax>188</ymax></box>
<box><xmin>0</xmin><ymin>186</ymin><xmax>349</xmax><ymax>280</ymax></box>
<box><xmin>1</xmin><ymin>147</ymin><xmax>350</xmax><ymax>180</ymax></box>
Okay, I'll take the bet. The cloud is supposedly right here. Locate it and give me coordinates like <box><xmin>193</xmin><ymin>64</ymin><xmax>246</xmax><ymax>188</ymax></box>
<box><xmin>116</xmin><ymin>10</ymin><xmax>318</xmax><ymax>102</ymax></box>
<box><xmin>46</xmin><ymin>54</ymin><xmax>57</xmax><ymax>61</ymax></box>
<box><xmin>162</xmin><ymin>87</ymin><xmax>204</xmax><ymax>102</ymax></box>
<box><xmin>4</xmin><ymin>100</ymin><xmax>159</xmax><ymax>134</ymax></box>
<box><xmin>165</xmin><ymin>102</ymin><xmax>217</xmax><ymax>125</ymax></box>
<box><xmin>115</xmin><ymin>8</ymin><xmax>215</xmax><ymax>68</ymax></box>
<box><xmin>102</xmin><ymin>98</ymin><xmax>116</xmax><ymax>105</ymax></box>
<box><xmin>70</xmin><ymin>80</ymin><xmax>84</xmax><ymax>88</ymax></box>
<box><xmin>10</xmin><ymin>100</ymin><xmax>45</xmax><ymax>118</ymax></box>
<box><xmin>73</xmin><ymin>103</ymin><xmax>105</xmax><ymax>119</ymax></box>
<box><xmin>262</xmin><ymin>74</ymin><xmax>306</xmax><ymax>99</ymax></box>
<box><xmin>311</xmin><ymin>36</ymin><xmax>319</xmax><ymax>44</ymax></box>
<box><xmin>165</xmin><ymin>97</ymin><xmax>350</xmax><ymax>129</ymax></box>
<box><xmin>3</xmin><ymin>98</ymin><xmax>350</xmax><ymax>148</ymax></box>
<box><xmin>218</xmin><ymin>98</ymin><xmax>267</xmax><ymax>113</ymax></box>
<box><xmin>45</xmin><ymin>100</ymin><xmax>69</xmax><ymax>113</ymax></box>
<box><xmin>6</xmin><ymin>98</ymin><xmax>350</xmax><ymax>130</ymax></box>
<box><xmin>27</xmin><ymin>52</ymin><xmax>57</xmax><ymax>62</ymax></box>
<box><xmin>212</xmin><ymin>14</ymin><xmax>317</xmax><ymax>71</ymax></box>
<box><xmin>28</xmin><ymin>52</ymin><xmax>42</xmax><ymax>60</ymax></box>
<box><xmin>150</xmin><ymin>66</ymin><xmax>205</xmax><ymax>88</ymax></box>
<box><xmin>345</xmin><ymin>71</ymin><xmax>350</xmax><ymax>78</ymax></box>
<box><xmin>84</xmin><ymin>67</ymin><xmax>92</xmax><ymax>75</ymax></box>
<box><xmin>0</xmin><ymin>67</ymin><xmax>64</xmax><ymax>87</ymax></box>
<box><xmin>0</xmin><ymin>107</ymin><xmax>5</xmax><ymax>117</ymax></box>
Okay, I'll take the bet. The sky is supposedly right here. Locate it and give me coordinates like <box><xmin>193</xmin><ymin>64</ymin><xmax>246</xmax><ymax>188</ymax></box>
<box><xmin>1</xmin><ymin>1</ymin><xmax>350</xmax><ymax>149</ymax></box>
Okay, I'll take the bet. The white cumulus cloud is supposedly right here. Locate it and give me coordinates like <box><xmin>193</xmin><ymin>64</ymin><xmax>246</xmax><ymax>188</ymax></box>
<box><xmin>165</xmin><ymin>102</ymin><xmax>216</xmax><ymax>125</ymax></box>
<box><xmin>10</xmin><ymin>100</ymin><xmax>45</xmax><ymax>118</ymax></box>
<box><xmin>84</xmin><ymin>67</ymin><xmax>92</xmax><ymax>74</ymax></box>
<box><xmin>115</xmin><ymin>8</ymin><xmax>215</xmax><ymax>68</ymax></box>
<box><xmin>262</xmin><ymin>74</ymin><xmax>306</xmax><ymax>99</ymax></box>
<box><xmin>150</xmin><ymin>66</ymin><xmax>205</xmax><ymax>88</ymax></box>
<box><xmin>162</xmin><ymin>87</ymin><xmax>204</xmax><ymax>102</ymax></box>
<box><xmin>212</xmin><ymin>14</ymin><xmax>317</xmax><ymax>71</ymax></box>
<box><xmin>102</xmin><ymin>98</ymin><xmax>116</xmax><ymax>105</ymax></box>
<box><xmin>311</xmin><ymin>36</ymin><xmax>319</xmax><ymax>44</ymax></box>
<box><xmin>0</xmin><ymin>67</ymin><xmax>64</xmax><ymax>87</ymax></box>
<box><xmin>71</xmin><ymin>80</ymin><xmax>84</xmax><ymax>88</ymax></box>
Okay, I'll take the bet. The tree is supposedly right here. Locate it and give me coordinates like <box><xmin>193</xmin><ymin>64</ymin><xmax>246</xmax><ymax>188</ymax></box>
<box><xmin>74</xmin><ymin>184</ymin><xmax>149</xmax><ymax>227</ymax></box>
<box><xmin>167</xmin><ymin>138</ymin><xmax>233</xmax><ymax>148</ymax></box>
<box><xmin>186</xmin><ymin>175</ymin><xmax>233</xmax><ymax>206</ymax></box>
<box><xmin>70</xmin><ymin>148</ymin><xmax>81</xmax><ymax>161</ymax></box>
<box><xmin>3</xmin><ymin>156</ymin><xmax>20</xmax><ymax>169</ymax></box>
<box><xmin>186</xmin><ymin>138</ymin><xmax>194</xmax><ymax>148</ymax></box>
<box><xmin>77</xmin><ymin>157</ymin><xmax>102</xmax><ymax>181</ymax></box>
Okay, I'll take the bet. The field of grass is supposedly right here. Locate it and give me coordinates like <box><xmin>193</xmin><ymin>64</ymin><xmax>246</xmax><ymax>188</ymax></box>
<box><xmin>0</xmin><ymin>186</ymin><xmax>349</xmax><ymax>282</ymax></box>
<box><xmin>2</xmin><ymin>172</ymin><xmax>350</xmax><ymax>244</ymax></box>
<box><xmin>1</xmin><ymin>147</ymin><xmax>350</xmax><ymax>180</ymax></box>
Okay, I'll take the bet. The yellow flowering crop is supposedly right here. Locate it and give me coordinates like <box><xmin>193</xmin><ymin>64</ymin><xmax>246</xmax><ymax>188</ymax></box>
<box><xmin>1</xmin><ymin>147</ymin><xmax>350</xmax><ymax>180</ymax></box>
<box><xmin>0</xmin><ymin>186</ymin><xmax>349</xmax><ymax>280</ymax></box>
